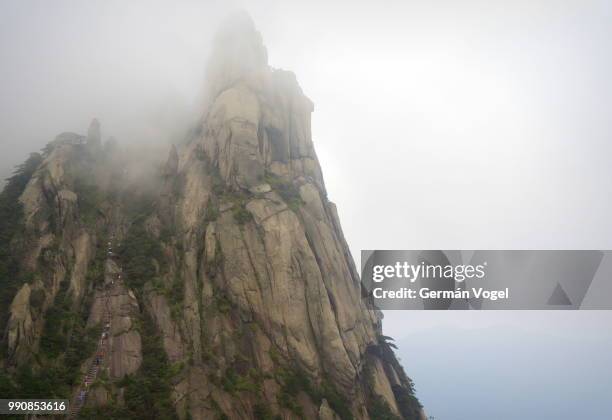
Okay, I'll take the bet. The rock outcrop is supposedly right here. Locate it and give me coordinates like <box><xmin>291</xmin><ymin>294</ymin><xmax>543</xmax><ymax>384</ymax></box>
<box><xmin>148</xmin><ymin>12</ymin><xmax>423</xmax><ymax>419</ymax></box>
<box><xmin>0</xmin><ymin>13</ymin><xmax>424</xmax><ymax>420</ymax></box>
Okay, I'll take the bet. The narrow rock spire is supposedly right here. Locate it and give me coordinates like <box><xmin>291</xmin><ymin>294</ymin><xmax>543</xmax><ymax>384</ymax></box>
<box><xmin>87</xmin><ymin>118</ymin><xmax>101</xmax><ymax>148</ymax></box>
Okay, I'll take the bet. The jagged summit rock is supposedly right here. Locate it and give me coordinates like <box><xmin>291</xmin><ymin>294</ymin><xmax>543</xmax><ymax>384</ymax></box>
<box><xmin>205</xmin><ymin>11</ymin><xmax>269</xmax><ymax>99</ymax></box>
<box><xmin>199</xmin><ymin>14</ymin><xmax>321</xmax><ymax>196</ymax></box>
<box><xmin>0</xmin><ymin>15</ymin><xmax>425</xmax><ymax>420</ymax></box>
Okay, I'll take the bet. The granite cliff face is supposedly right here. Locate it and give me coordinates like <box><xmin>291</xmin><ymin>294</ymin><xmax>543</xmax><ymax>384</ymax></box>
<box><xmin>0</xmin><ymin>14</ymin><xmax>425</xmax><ymax>420</ymax></box>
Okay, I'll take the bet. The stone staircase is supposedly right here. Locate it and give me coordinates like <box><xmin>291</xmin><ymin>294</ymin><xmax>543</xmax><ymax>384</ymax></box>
<box><xmin>68</xmin><ymin>239</ymin><xmax>120</xmax><ymax>419</ymax></box>
<box><xmin>67</xmin><ymin>297</ymin><xmax>111</xmax><ymax>418</ymax></box>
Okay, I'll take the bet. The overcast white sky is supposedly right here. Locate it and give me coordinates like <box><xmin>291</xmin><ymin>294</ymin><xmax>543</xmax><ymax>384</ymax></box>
<box><xmin>1</xmin><ymin>0</ymin><xmax>611</xmax><ymax>344</ymax></box>
<box><xmin>3</xmin><ymin>0</ymin><xmax>612</xmax><ymax>245</ymax></box>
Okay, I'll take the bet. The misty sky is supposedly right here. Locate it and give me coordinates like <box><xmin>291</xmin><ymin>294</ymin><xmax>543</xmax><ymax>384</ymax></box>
<box><xmin>1</xmin><ymin>1</ymin><xmax>611</xmax><ymax>419</ymax></box>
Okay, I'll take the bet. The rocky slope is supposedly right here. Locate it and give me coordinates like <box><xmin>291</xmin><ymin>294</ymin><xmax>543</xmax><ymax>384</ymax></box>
<box><xmin>0</xmin><ymin>13</ymin><xmax>425</xmax><ymax>420</ymax></box>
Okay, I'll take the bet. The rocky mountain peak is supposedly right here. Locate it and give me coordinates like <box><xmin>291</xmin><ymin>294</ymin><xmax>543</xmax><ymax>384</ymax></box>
<box><xmin>0</xmin><ymin>15</ymin><xmax>425</xmax><ymax>420</ymax></box>
<box><xmin>205</xmin><ymin>11</ymin><xmax>269</xmax><ymax>99</ymax></box>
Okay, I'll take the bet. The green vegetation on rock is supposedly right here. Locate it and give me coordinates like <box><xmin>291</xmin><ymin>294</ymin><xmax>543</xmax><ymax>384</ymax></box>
<box><xmin>119</xmin><ymin>216</ymin><xmax>164</xmax><ymax>294</ymax></box>
<box><xmin>276</xmin><ymin>366</ymin><xmax>353</xmax><ymax>420</ymax></box>
<box><xmin>0</xmin><ymin>153</ymin><xmax>43</xmax><ymax>351</ymax></box>
<box><xmin>78</xmin><ymin>310</ymin><xmax>177</xmax><ymax>420</ymax></box>
<box><xmin>264</xmin><ymin>172</ymin><xmax>303</xmax><ymax>211</ymax></box>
